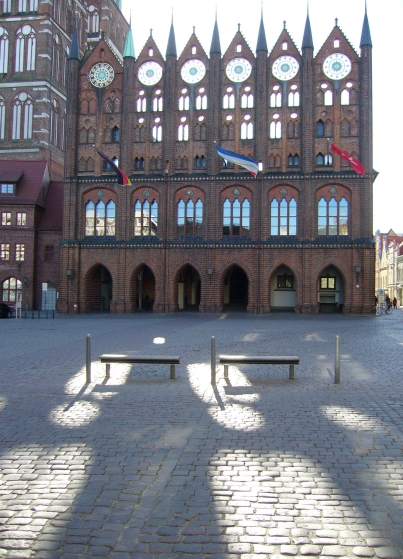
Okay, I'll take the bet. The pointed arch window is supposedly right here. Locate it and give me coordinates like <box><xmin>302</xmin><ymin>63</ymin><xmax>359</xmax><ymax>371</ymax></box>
<box><xmin>134</xmin><ymin>157</ymin><xmax>145</xmax><ymax>170</ymax></box>
<box><xmin>223</xmin><ymin>198</ymin><xmax>250</xmax><ymax>236</ymax></box>
<box><xmin>194</xmin><ymin>155</ymin><xmax>206</xmax><ymax>169</ymax></box>
<box><xmin>287</xmin><ymin>154</ymin><xmax>299</xmax><ymax>167</ymax></box>
<box><xmin>86</xmin><ymin>200</ymin><xmax>115</xmax><ymax>236</ymax></box>
<box><xmin>241</xmin><ymin>93</ymin><xmax>253</xmax><ymax>108</ymax></box>
<box><xmin>177</xmin><ymin>198</ymin><xmax>203</xmax><ymax>236</ymax></box>
<box><xmin>50</xmin><ymin>98</ymin><xmax>60</xmax><ymax>146</ymax></box>
<box><xmin>0</xmin><ymin>26</ymin><xmax>9</xmax><ymax>73</ymax></box>
<box><xmin>288</xmin><ymin>90</ymin><xmax>300</xmax><ymax>107</ymax></box>
<box><xmin>271</xmin><ymin>197</ymin><xmax>297</xmax><ymax>236</ymax></box>
<box><xmin>111</xmin><ymin>126</ymin><xmax>120</xmax><ymax>142</ymax></box>
<box><xmin>52</xmin><ymin>34</ymin><xmax>62</xmax><ymax>83</ymax></box>
<box><xmin>223</xmin><ymin>93</ymin><xmax>235</xmax><ymax>109</ymax></box>
<box><xmin>2</xmin><ymin>1</ymin><xmax>11</xmax><ymax>13</ymax></box>
<box><xmin>0</xmin><ymin>97</ymin><xmax>5</xmax><ymax>140</ymax></box>
<box><xmin>179</xmin><ymin>93</ymin><xmax>189</xmax><ymax>111</ymax></box>
<box><xmin>270</xmin><ymin>89</ymin><xmax>281</xmax><ymax>107</ymax></box>
<box><xmin>152</xmin><ymin>122</ymin><xmax>162</xmax><ymax>142</ymax></box>
<box><xmin>134</xmin><ymin>199</ymin><xmax>158</xmax><ymax>236</ymax></box>
<box><xmin>152</xmin><ymin>89</ymin><xmax>163</xmax><ymax>111</ymax></box>
<box><xmin>178</xmin><ymin>123</ymin><xmax>189</xmax><ymax>141</ymax></box>
<box><xmin>318</xmin><ymin>197</ymin><xmax>348</xmax><ymax>236</ymax></box>
<box><xmin>341</xmin><ymin>89</ymin><xmax>349</xmax><ymax>105</ymax></box>
<box><xmin>316</xmin><ymin>153</ymin><xmax>333</xmax><ymax>166</ymax></box>
<box><xmin>241</xmin><ymin>121</ymin><xmax>253</xmax><ymax>139</ymax></box>
<box><xmin>88</xmin><ymin>5</ymin><xmax>100</xmax><ymax>34</ymax></box>
<box><xmin>316</xmin><ymin>120</ymin><xmax>325</xmax><ymax>137</ymax></box>
<box><xmin>195</xmin><ymin>94</ymin><xmax>207</xmax><ymax>110</ymax></box>
<box><xmin>270</xmin><ymin>121</ymin><xmax>281</xmax><ymax>139</ymax></box>
<box><xmin>136</xmin><ymin>92</ymin><xmax>146</xmax><ymax>112</ymax></box>
<box><xmin>324</xmin><ymin>90</ymin><xmax>333</xmax><ymax>106</ymax></box>
<box><xmin>12</xmin><ymin>92</ymin><xmax>33</xmax><ymax>139</ymax></box>
<box><xmin>15</xmin><ymin>25</ymin><xmax>36</xmax><ymax>72</ymax></box>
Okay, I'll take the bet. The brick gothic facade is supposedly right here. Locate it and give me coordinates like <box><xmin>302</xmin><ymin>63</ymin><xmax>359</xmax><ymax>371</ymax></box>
<box><xmin>58</xmin><ymin>9</ymin><xmax>375</xmax><ymax>314</ymax></box>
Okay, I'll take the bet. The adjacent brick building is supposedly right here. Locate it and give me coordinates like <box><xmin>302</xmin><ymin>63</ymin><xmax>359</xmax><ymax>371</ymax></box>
<box><xmin>1</xmin><ymin>1</ymin><xmax>376</xmax><ymax>314</ymax></box>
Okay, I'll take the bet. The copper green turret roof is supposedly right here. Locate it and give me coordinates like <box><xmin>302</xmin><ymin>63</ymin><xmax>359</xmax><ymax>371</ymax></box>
<box><xmin>123</xmin><ymin>25</ymin><xmax>135</xmax><ymax>58</ymax></box>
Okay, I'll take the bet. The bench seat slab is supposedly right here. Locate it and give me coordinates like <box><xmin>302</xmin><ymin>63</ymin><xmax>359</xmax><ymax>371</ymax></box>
<box><xmin>99</xmin><ymin>355</ymin><xmax>180</xmax><ymax>380</ymax></box>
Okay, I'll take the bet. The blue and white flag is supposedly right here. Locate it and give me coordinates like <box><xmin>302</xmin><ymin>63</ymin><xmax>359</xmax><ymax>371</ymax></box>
<box><xmin>216</xmin><ymin>144</ymin><xmax>259</xmax><ymax>177</ymax></box>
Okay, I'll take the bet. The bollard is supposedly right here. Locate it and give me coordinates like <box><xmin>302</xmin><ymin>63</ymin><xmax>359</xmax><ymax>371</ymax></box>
<box><xmin>32</xmin><ymin>310</ymin><xmax>34</xmax><ymax>319</ymax></box>
<box><xmin>211</xmin><ymin>336</ymin><xmax>216</xmax><ymax>385</ymax></box>
<box><xmin>86</xmin><ymin>334</ymin><xmax>91</xmax><ymax>383</ymax></box>
<box><xmin>46</xmin><ymin>310</ymin><xmax>48</xmax><ymax>319</ymax></box>
<box><xmin>38</xmin><ymin>310</ymin><xmax>40</xmax><ymax>319</ymax></box>
<box><xmin>52</xmin><ymin>309</ymin><xmax>55</xmax><ymax>319</ymax></box>
<box><xmin>335</xmin><ymin>335</ymin><xmax>340</xmax><ymax>384</ymax></box>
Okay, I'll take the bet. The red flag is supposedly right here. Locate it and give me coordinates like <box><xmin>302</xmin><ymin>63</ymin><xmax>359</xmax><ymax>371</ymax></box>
<box><xmin>93</xmin><ymin>145</ymin><xmax>132</xmax><ymax>185</ymax></box>
<box><xmin>330</xmin><ymin>143</ymin><xmax>365</xmax><ymax>175</ymax></box>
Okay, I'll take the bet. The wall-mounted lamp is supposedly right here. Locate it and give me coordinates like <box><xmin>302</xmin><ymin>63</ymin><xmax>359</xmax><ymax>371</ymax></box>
<box><xmin>207</xmin><ymin>267</ymin><xmax>213</xmax><ymax>283</ymax></box>
<box><xmin>258</xmin><ymin>161</ymin><xmax>263</xmax><ymax>172</ymax></box>
<box><xmin>66</xmin><ymin>269</ymin><xmax>74</xmax><ymax>283</ymax></box>
<box><xmin>23</xmin><ymin>276</ymin><xmax>28</xmax><ymax>285</ymax></box>
<box><xmin>355</xmin><ymin>265</ymin><xmax>362</xmax><ymax>287</ymax></box>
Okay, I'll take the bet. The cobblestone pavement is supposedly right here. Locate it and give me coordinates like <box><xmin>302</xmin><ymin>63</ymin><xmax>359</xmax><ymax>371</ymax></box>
<box><xmin>0</xmin><ymin>310</ymin><xmax>403</xmax><ymax>559</ymax></box>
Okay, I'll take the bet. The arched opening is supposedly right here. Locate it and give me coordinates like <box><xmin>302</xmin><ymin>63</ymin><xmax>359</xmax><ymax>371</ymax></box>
<box><xmin>270</xmin><ymin>265</ymin><xmax>296</xmax><ymax>312</ymax></box>
<box><xmin>223</xmin><ymin>265</ymin><xmax>248</xmax><ymax>311</ymax></box>
<box><xmin>318</xmin><ymin>265</ymin><xmax>344</xmax><ymax>313</ymax></box>
<box><xmin>131</xmin><ymin>265</ymin><xmax>155</xmax><ymax>312</ymax></box>
<box><xmin>176</xmin><ymin>264</ymin><xmax>201</xmax><ymax>311</ymax></box>
<box><xmin>84</xmin><ymin>264</ymin><xmax>112</xmax><ymax>312</ymax></box>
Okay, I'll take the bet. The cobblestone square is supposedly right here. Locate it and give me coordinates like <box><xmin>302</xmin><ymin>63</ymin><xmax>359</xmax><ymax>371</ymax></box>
<box><xmin>0</xmin><ymin>311</ymin><xmax>402</xmax><ymax>558</ymax></box>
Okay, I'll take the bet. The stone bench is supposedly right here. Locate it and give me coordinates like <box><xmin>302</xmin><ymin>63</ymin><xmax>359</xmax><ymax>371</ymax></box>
<box><xmin>99</xmin><ymin>354</ymin><xmax>180</xmax><ymax>379</ymax></box>
<box><xmin>218</xmin><ymin>355</ymin><xmax>300</xmax><ymax>380</ymax></box>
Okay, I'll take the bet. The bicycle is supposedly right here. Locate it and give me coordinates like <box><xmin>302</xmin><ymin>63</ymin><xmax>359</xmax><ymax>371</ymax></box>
<box><xmin>376</xmin><ymin>304</ymin><xmax>392</xmax><ymax>315</ymax></box>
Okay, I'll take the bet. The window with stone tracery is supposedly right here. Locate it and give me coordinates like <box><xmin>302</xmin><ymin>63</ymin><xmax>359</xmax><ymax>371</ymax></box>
<box><xmin>134</xmin><ymin>199</ymin><xmax>158</xmax><ymax>236</ymax></box>
<box><xmin>0</xmin><ymin>26</ymin><xmax>9</xmax><ymax>73</ymax></box>
<box><xmin>12</xmin><ymin>91</ymin><xmax>33</xmax><ymax>139</ymax></box>
<box><xmin>15</xmin><ymin>25</ymin><xmax>36</xmax><ymax>72</ymax></box>
<box><xmin>271</xmin><ymin>198</ymin><xmax>297</xmax><ymax>236</ymax></box>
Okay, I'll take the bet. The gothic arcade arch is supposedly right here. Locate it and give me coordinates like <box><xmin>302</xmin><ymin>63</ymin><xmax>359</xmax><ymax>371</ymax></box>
<box><xmin>129</xmin><ymin>264</ymin><xmax>156</xmax><ymax>313</ymax></box>
<box><xmin>269</xmin><ymin>264</ymin><xmax>297</xmax><ymax>312</ymax></box>
<box><xmin>173</xmin><ymin>263</ymin><xmax>201</xmax><ymax>311</ymax></box>
<box><xmin>221</xmin><ymin>263</ymin><xmax>249</xmax><ymax>311</ymax></box>
<box><xmin>84</xmin><ymin>263</ymin><xmax>113</xmax><ymax>312</ymax></box>
<box><xmin>317</xmin><ymin>263</ymin><xmax>346</xmax><ymax>313</ymax></box>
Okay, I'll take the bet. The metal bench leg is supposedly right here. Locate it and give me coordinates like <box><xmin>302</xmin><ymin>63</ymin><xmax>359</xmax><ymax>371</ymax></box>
<box><xmin>105</xmin><ymin>363</ymin><xmax>110</xmax><ymax>379</ymax></box>
<box><xmin>224</xmin><ymin>364</ymin><xmax>229</xmax><ymax>379</ymax></box>
<box><xmin>170</xmin><ymin>364</ymin><xmax>175</xmax><ymax>379</ymax></box>
<box><xmin>289</xmin><ymin>364</ymin><xmax>295</xmax><ymax>380</ymax></box>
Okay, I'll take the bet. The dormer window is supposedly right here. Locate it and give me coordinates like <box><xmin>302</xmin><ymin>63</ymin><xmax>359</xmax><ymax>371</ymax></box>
<box><xmin>1</xmin><ymin>183</ymin><xmax>15</xmax><ymax>194</ymax></box>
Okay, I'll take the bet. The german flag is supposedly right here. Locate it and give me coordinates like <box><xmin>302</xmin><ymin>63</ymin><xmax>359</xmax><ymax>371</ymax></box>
<box><xmin>93</xmin><ymin>145</ymin><xmax>132</xmax><ymax>185</ymax></box>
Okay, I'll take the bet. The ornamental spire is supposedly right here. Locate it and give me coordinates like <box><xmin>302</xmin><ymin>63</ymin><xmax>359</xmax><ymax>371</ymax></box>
<box><xmin>166</xmin><ymin>11</ymin><xmax>177</xmax><ymax>57</ymax></box>
<box><xmin>210</xmin><ymin>8</ymin><xmax>221</xmax><ymax>55</ymax></box>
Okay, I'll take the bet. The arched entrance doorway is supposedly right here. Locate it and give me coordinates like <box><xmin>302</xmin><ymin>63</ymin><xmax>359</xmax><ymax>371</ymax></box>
<box><xmin>270</xmin><ymin>265</ymin><xmax>296</xmax><ymax>312</ymax></box>
<box><xmin>85</xmin><ymin>265</ymin><xmax>112</xmax><ymax>312</ymax></box>
<box><xmin>223</xmin><ymin>265</ymin><xmax>248</xmax><ymax>311</ymax></box>
<box><xmin>318</xmin><ymin>266</ymin><xmax>344</xmax><ymax>313</ymax></box>
<box><xmin>177</xmin><ymin>265</ymin><xmax>201</xmax><ymax>311</ymax></box>
<box><xmin>133</xmin><ymin>265</ymin><xmax>155</xmax><ymax>312</ymax></box>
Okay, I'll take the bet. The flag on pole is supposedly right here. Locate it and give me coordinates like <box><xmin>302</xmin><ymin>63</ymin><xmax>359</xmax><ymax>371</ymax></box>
<box><xmin>330</xmin><ymin>143</ymin><xmax>365</xmax><ymax>176</ymax></box>
<box><xmin>93</xmin><ymin>145</ymin><xmax>132</xmax><ymax>185</ymax></box>
<box><xmin>216</xmin><ymin>144</ymin><xmax>259</xmax><ymax>177</ymax></box>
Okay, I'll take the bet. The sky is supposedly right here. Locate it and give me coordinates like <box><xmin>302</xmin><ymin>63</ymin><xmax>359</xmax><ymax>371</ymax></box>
<box><xmin>121</xmin><ymin>0</ymin><xmax>401</xmax><ymax>235</ymax></box>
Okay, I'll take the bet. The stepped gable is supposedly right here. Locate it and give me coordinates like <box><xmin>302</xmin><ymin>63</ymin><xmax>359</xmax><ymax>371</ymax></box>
<box><xmin>178</xmin><ymin>30</ymin><xmax>209</xmax><ymax>66</ymax></box>
<box><xmin>222</xmin><ymin>26</ymin><xmax>255</xmax><ymax>65</ymax></box>
<box><xmin>135</xmin><ymin>32</ymin><xmax>165</xmax><ymax>67</ymax></box>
